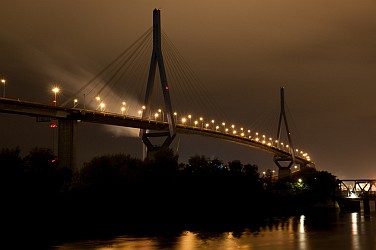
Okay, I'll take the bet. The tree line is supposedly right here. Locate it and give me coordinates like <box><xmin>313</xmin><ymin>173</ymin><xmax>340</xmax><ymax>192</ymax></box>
<box><xmin>0</xmin><ymin>146</ymin><xmax>339</xmax><ymax>237</ymax></box>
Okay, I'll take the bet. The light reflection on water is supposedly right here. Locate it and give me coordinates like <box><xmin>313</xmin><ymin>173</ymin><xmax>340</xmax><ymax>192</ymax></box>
<box><xmin>53</xmin><ymin>212</ymin><xmax>376</xmax><ymax>250</ymax></box>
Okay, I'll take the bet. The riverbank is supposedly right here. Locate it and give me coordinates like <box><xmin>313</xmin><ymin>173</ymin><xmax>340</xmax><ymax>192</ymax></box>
<box><xmin>1</xmin><ymin>189</ymin><xmax>341</xmax><ymax>247</ymax></box>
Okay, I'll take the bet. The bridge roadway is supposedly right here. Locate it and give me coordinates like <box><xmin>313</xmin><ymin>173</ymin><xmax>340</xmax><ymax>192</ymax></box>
<box><xmin>0</xmin><ymin>97</ymin><xmax>312</xmax><ymax>166</ymax></box>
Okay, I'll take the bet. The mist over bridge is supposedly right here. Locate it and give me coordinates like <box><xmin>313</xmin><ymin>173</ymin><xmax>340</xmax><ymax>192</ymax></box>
<box><xmin>0</xmin><ymin>9</ymin><xmax>314</xmax><ymax>178</ymax></box>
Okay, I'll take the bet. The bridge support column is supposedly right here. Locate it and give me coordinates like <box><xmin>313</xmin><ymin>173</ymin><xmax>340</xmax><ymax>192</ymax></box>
<box><xmin>58</xmin><ymin>119</ymin><xmax>77</xmax><ymax>171</ymax></box>
<box><xmin>362</xmin><ymin>198</ymin><xmax>370</xmax><ymax>213</ymax></box>
<box><xmin>273</xmin><ymin>155</ymin><xmax>293</xmax><ymax>179</ymax></box>
<box><xmin>145</xmin><ymin>146</ymin><xmax>162</xmax><ymax>160</ymax></box>
<box><xmin>278</xmin><ymin>167</ymin><xmax>291</xmax><ymax>179</ymax></box>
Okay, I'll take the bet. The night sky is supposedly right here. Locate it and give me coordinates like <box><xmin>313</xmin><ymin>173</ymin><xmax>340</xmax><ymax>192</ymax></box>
<box><xmin>1</xmin><ymin>1</ymin><xmax>376</xmax><ymax>179</ymax></box>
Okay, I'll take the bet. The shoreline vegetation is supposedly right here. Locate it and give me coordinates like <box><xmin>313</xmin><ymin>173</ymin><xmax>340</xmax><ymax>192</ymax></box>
<box><xmin>1</xmin><ymin>146</ymin><xmax>340</xmax><ymax>244</ymax></box>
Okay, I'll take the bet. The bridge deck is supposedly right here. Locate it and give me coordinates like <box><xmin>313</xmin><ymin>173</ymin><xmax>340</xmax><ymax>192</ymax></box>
<box><xmin>0</xmin><ymin>97</ymin><xmax>313</xmax><ymax>165</ymax></box>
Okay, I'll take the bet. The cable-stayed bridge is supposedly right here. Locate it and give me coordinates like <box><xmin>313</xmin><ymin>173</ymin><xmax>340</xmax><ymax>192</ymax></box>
<box><xmin>0</xmin><ymin>9</ymin><xmax>314</xmax><ymax>178</ymax></box>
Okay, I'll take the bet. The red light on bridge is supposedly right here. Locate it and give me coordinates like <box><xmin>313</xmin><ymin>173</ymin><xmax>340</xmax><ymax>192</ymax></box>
<box><xmin>165</xmin><ymin>85</ymin><xmax>169</xmax><ymax>90</ymax></box>
<box><xmin>50</xmin><ymin>120</ymin><xmax>58</xmax><ymax>128</ymax></box>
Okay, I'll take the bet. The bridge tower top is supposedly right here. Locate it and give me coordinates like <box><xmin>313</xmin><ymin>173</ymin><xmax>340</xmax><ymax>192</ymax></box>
<box><xmin>276</xmin><ymin>87</ymin><xmax>296</xmax><ymax>162</ymax></box>
<box><xmin>274</xmin><ymin>87</ymin><xmax>298</xmax><ymax>177</ymax></box>
<box><xmin>140</xmin><ymin>9</ymin><xmax>176</xmax><ymax>152</ymax></box>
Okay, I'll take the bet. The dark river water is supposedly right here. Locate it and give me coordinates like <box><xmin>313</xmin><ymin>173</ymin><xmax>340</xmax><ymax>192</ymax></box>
<box><xmin>48</xmin><ymin>210</ymin><xmax>376</xmax><ymax>250</ymax></box>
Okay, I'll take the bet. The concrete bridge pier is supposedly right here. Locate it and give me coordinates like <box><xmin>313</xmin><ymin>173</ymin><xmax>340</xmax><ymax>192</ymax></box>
<box><xmin>359</xmin><ymin>198</ymin><xmax>376</xmax><ymax>213</ymax></box>
<box><xmin>58</xmin><ymin>119</ymin><xmax>77</xmax><ymax>171</ymax></box>
<box><xmin>362</xmin><ymin>199</ymin><xmax>370</xmax><ymax>213</ymax></box>
<box><xmin>145</xmin><ymin>146</ymin><xmax>161</xmax><ymax>160</ymax></box>
<box><xmin>273</xmin><ymin>155</ymin><xmax>293</xmax><ymax>179</ymax></box>
<box><xmin>278</xmin><ymin>167</ymin><xmax>291</xmax><ymax>179</ymax></box>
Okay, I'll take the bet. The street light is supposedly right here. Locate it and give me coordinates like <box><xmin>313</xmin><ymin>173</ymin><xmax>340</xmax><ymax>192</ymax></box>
<box><xmin>52</xmin><ymin>87</ymin><xmax>60</xmax><ymax>106</ymax></box>
<box><xmin>95</xmin><ymin>96</ymin><xmax>101</xmax><ymax>110</ymax></box>
<box><xmin>188</xmin><ymin>114</ymin><xmax>192</xmax><ymax>125</ymax></box>
<box><xmin>139</xmin><ymin>105</ymin><xmax>146</xmax><ymax>118</ymax></box>
<box><xmin>158</xmin><ymin>108</ymin><xmax>163</xmax><ymax>121</ymax></box>
<box><xmin>100</xmin><ymin>102</ymin><xmax>105</xmax><ymax>111</ymax></box>
<box><xmin>73</xmin><ymin>99</ymin><xmax>78</xmax><ymax>108</ymax></box>
<box><xmin>1</xmin><ymin>78</ymin><xmax>6</xmax><ymax>98</ymax></box>
<box><xmin>121</xmin><ymin>102</ymin><xmax>127</xmax><ymax>115</ymax></box>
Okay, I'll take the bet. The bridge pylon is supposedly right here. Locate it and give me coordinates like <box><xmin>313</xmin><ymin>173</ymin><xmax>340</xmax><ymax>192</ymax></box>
<box><xmin>140</xmin><ymin>9</ymin><xmax>176</xmax><ymax>158</ymax></box>
<box><xmin>274</xmin><ymin>87</ymin><xmax>296</xmax><ymax>178</ymax></box>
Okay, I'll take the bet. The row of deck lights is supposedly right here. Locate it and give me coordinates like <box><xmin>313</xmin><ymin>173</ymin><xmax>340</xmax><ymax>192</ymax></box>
<box><xmin>185</xmin><ymin>118</ymin><xmax>307</xmax><ymax>157</ymax></box>
<box><xmin>61</xmin><ymin>95</ymin><xmax>311</xmax><ymax>162</ymax></box>
<box><xmin>49</xmin><ymin>95</ymin><xmax>305</xmax><ymax>159</ymax></box>
<box><xmin>68</xmin><ymin>94</ymin><xmax>134</xmax><ymax>114</ymax></box>
<box><xmin>6</xmin><ymin>82</ymin><xmax>311</xmax><ymax>168</ymax></box>
<box><xmin>159</xmin><ymin>111</ymin><xmax>309</xmax><ymax>160</ymax></box>
<box><xmin>136</xmin><ymin>108</ymin><xmax>311</xmax><ymax>161</ymax></box>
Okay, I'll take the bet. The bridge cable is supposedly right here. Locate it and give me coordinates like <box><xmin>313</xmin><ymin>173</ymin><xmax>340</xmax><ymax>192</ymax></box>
<box><xmin>91</xmin><ymin>30</ymin><xmax>152</xmax><ymax>101</ymax></box>
<box><xmin>161</xmin><ymin>31</ymin><xmax>229</xmax><ymax>123</ymax></box>
<box><xmin>285</xmin><ymin>101</ymin><xmax>309</xmax><ymax>155</ymax></box>
<box><xmin>61</xmin><ymin>27</ymin><xmax>152</xmax><ymax>107</ymax></box>
<box><xmin>93</xmin><ymin>31</ymin><xmax>152</xmax><ymax>104</ymax></box>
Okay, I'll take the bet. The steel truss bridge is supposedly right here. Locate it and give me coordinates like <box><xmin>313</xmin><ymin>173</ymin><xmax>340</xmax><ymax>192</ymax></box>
<box><xmin>338</xmin><ymin>179</ymin><xmax>376</xmax><ymax>198</ymax></box>
<box><xmin>337</xmin><ymin>179</ymin><xmax>376</xmax><ymax>213</ymax></box>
